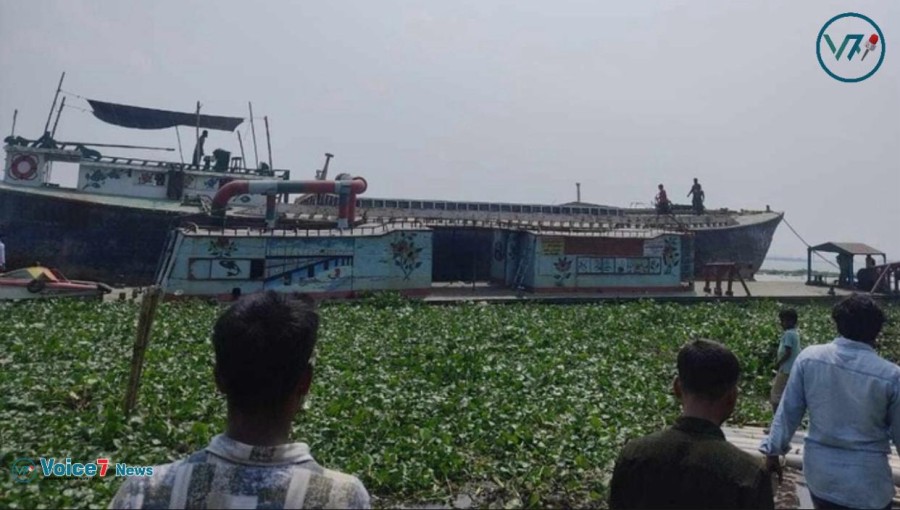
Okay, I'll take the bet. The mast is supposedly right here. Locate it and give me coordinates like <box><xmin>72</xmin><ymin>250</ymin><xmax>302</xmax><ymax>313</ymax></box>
<box><xmin>10</xmin><ymin>109</ymin><xmax>17</xmax><ymax>137</ymax></box>
<box><xmin>237</xmin><ymin>131</ymin><xmax>247</xmax><ymax>171</ymax></box>
<box><xmin>175</xmin><ymin>126</ymin><xmax>185</xmax><ymax>164</ymax></box>
<box><xmin>248</xmin><ymin>102</ymin><xmax>259</xmax><ymax>169</ymax></box>
<box><xmin>264</xmin><ymin>115</ymin><xmax>273</xmax><ymax>169</ymax></box>
<box><xmin>43</xmin><ymin>71</ymin><xmax>65</xmax><ymax>134</ymax></box>
<box><xmin>50</xmin><ymin>97</ymin><xmax>66</xmax><ymax>137</ymax></box>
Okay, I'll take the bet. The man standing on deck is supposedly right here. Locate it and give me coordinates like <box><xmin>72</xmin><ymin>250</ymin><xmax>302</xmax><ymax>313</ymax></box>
<box><xmin>761</xmin><ymin>294</ymin><xmax>899</xmax><ymax>510</ymax></box>
<box><xmin>687</xmin><ymin>178</ymin><xmax>705</xmax><ymax>215</ymax></box>
<box><xmin>192</xmin><ymin>129</ymin><xmax>208</xmax><ymax>168</ymax></box>
<box><xmin>610</xmin><ymin>339</ymin><xmax>774</xmax><ymax>509</ymax></box>
<box><xmin>655</xmin><ymin>184</ymin><xmax>671</xmax><ymax>216</ymax></box>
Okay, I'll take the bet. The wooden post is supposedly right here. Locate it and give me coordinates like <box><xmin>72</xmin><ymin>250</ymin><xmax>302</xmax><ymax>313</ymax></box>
<box><xmin>249</xmin><ymin>102</ymin><xmax>259</xmax><ymax>169</ymax></box>
<box><xmin>264</xmin><ymin>115</ymin><xmax>273</xmax><ymax>170</ymax></box>
<box><xmin>43</xmin><ymin>71</ymin><xmax>65</xmax><ymax>134</ymax></box>
<box><xmin>123</xmin><ymin>286</ymin><xmax>163</xmax><ymax>416</ymax></box>
<box><xmin>237</xmin><ymin>131</ymin><xmax>247</xmax><ymax>171</ymax></box>
<box><xmin>175</xmin><ymin>126</ymin><xmax>185</xmax><ymax>164</ymax></box>
<box><xmin>50</xmin><ymin>97</ymin><xmax>66</xmax><ymax>138</ymax></box>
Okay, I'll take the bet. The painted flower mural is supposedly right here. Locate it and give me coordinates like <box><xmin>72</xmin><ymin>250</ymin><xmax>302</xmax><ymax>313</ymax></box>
<box><xmin>82</xmin><ymin>168</ymin><xmax>124</xmax><ymax>189</ymax></box>
<box><xmin>553</xmin><ymin>256</ymin><xmax>572</xmax><ymax>286</ymax></box>
<box><xmin>391</xmin><ymin>232</ymin><xmax>423</xmax><ymax>280</ymax></box>
<box><xmin>208</xmin><ymin>237</ymin><xmax>237</xmax><ymax>257</ymax></box>
<box><xmin>662</xmin><ymin>237</ymin><xmax>681</xmax><ymax>274</ymax></box>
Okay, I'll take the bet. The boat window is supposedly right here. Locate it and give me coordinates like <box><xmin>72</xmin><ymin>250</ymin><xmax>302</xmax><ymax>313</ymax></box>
<box><xmin>399</xmin><ymin>201</ymin><xmax>410</xmax><ymax>209</ymax></box>
<box><xmin>423</xmin><ymin>202</ymin><xmax>434</xmax><ymax>210</ymax></box>
<box><xmin>478</xmin><ymin>204</ymin><xmax>489</xmax><ymax>211</ymax></box>
<box><xmin>411</xmin><ymin>201</ymin><xmax>422</xmax><ymax>209</ymax></box>
<box><xmin>435</xmin><ymin>202</ymin><xmax>445</xmax><ymax>210</ymax></box>
<box><xmin>250</xmin><ymin>260</ymin><xmax>265</xmax><ymax>279</ymax></box>
<box><xmin>501</xmin><ymin>205</ymin><xmax>512</xmax><ymax>212</ymax></box>
<box><xmin>446</xmin><ymin>203</ymin><xmax>457</xmax><ymax>210</ymax></box>
<box><xmin>552</xmin><ymin>207</ymin><xmax>561</xmax><ymax>214</ymax></box>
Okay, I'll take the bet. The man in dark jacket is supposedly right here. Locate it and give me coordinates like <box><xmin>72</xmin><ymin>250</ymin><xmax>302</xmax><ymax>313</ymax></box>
<box><xmin>610</xmin><ymin>339</ymin><xmax>774</xmax><ymax>509</ymax></box>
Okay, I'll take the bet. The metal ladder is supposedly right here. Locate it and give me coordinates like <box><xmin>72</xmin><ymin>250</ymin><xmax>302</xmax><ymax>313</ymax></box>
<box><xmin>513</xmin><ymin>235</ymin><xmax>532</xmax><ymax>289</ymax></box>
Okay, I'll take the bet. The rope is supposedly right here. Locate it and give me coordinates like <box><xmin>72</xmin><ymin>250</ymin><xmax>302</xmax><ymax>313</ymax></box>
<box><xmin>781</xmin><ymin>215</ymin><xmax>840</xmax><ymax>270</ymax></box>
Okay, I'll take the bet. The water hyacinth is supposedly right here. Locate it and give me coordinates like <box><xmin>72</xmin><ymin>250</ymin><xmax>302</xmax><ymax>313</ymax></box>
<box><xmin>1</xmin><ymin>298</ymin><xmax>897</xmax><ymax>508</ymax></box>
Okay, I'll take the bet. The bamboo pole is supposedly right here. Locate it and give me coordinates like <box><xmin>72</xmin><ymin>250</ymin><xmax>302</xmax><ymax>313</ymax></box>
<box><xmin>50</xmin><ymin>97</ymin><xmax>66</xmax><ymax>137</ymax></box>
<box><xmin>249</xmin><ymin>102</ymin><xmax>259</xmax><ymax>169</ymax></box>
<box><xmin>264</xmin><ymin>115</ymin><xmax>273</xmax><ymax>170</ymax></box>
<box><xmin>43</xmin><ymin>71</ymin><xmax>65</xmax><ymax>134</ymax></box>
<box><xmin>175</xmin><ymin>126</ymin><xmax>185</xmax><ymax>164</ymax></box>
<box><xmin>123</xmin><ymin>286</ymin><xmax>163</xmax><ymax>416</ymax></box>
<box><xmin>237</xmin><ymin>131</ymin><xmax>247</xmax><ymax>171</ymax></box>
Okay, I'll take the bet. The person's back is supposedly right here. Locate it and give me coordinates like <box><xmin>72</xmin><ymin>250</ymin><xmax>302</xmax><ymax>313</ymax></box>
<box><xmin>110</xmin><ymin>434</ymin><xmax>367</xmax><ymax>509</ymax></box>
<box><xmin>761</xmin><ymin>294</ymin><xmax>899</xmax><ymax>509</ymax></box>
<box><xmin>610</xmin><ymin>339</ymin><xmax>773</xmax><ymax>509</ymax></box>
<box><xmin>612</xmin><ymin>417</ymin><xmax>771</xmax><ymax>508</ymax></box>
<box><xmin>110</xmin><ymin>291</ymin><xmax>370</xmax><ymax>509</ymax></box>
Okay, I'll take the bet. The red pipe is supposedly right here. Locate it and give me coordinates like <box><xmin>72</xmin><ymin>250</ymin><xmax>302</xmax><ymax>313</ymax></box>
<box><xmin>211</xmin><ymin>177</ymin><xmax>368</xmax><ymax>226</ymax></box>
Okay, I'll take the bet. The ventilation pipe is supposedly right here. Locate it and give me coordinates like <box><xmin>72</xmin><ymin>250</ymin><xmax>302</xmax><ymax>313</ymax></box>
<box><xmin>212</xmin><ymin>177</ymin><xmax>367</xmax><ymax>228</ymax></box>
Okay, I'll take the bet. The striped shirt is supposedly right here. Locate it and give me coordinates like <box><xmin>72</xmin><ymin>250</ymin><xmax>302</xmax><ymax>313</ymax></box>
<box><xmin>109</xmin><ymin>434</ymin><xmax>369</xmax><ymax>509</ymax></box>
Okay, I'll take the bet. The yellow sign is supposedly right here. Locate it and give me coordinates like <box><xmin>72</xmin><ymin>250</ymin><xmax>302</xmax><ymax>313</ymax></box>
<box><xmin>542</xmin><ymin>237</ymin><xmax>565</xmax><ymax>255</ymax></box>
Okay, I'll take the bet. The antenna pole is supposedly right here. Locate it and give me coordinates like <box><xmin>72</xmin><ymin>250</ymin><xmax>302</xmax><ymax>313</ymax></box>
<box><xmin>10</xmin><ymin>109</ymin><xmax>17</xmax><ymax>137</ymax></box>
<box><xmin>264</xmin><ymin>116</ymin><xmax>273</xmax><ymax>170</ymax></box>
<box><xmin>237</xmin><ymin>131</ymin><xmax>247</xmax><ymax>171</ymax></box>
<box><xmin>248</xmin><ymin>102</ymin><xmax>259</xmax><ymax>169</ymax></box>
<box><xmin>43</xmin><ymin>71</ymin><xmax>66</xmax><ymax>134</ymax></box>
<box><xmin>50</xmin><ymin>97</ymin><xmax>66</xmax><ymax>137</ymax></box>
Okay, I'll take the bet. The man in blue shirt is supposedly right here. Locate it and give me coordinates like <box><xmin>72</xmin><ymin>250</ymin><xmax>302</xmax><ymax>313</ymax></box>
<box><xmin>770</xmin><ymin>309</ymin><xmax>800</xmax><ymax>413</ymax></box>
<box><xmin>760</xmin><ymin>294</ymin><xmax>898</xmax><ymax>510</ymax></box>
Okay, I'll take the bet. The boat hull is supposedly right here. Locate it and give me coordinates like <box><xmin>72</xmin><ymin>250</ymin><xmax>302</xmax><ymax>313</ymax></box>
<box><xmin>0</xmin><ymin>185</ymin><xmax>782</xmax><ymax>285</ymax></box>
<box><xmin>0</xmin><ymin>186</ymin><xmax>179</xmax><ymax>285</ymax></box>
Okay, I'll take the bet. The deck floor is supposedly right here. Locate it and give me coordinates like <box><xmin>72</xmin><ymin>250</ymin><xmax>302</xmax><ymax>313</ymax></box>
<box><xmin>424</xmin><ymin>281</ymin><xmax>859</xmax><ymax>304</ymax></box>
<box><xmin>724</xmin><ymin>426</ymin><xmax>900</xmax><ymax>509</ymax></box>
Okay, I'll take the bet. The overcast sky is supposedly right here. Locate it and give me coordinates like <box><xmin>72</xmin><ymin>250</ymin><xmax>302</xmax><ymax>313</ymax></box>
<box><xmin>1</xmin><ymin>1</ymin><xmax>898</xmax><ymax>259</ymax></box>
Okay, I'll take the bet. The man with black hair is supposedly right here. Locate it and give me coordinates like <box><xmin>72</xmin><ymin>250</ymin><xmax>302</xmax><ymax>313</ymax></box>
<box><xmin>769</xmin><ymin>309</ymin><xmax>800</xmax><ymax>413</ymax></box>
<box><xmin>610</xmin><ymin>339</ymin><xmax>773</xmax><ymax>509</ymax></box>
<box><xmin>761</xmin><ymin>294</ymin><xmax>899</xmax><ymax>510</ymax></box>
<box><xmin>110</xmin><ymin>291</ymin><xmax>370</xmax><ymax>509</ymax></box>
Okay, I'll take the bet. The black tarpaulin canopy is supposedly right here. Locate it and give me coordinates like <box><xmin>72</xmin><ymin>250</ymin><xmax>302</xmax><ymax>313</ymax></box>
<box><xmin>88</xmin><ymin>99</ymin><xmax>244</xmax><ymax>131</ymax></box>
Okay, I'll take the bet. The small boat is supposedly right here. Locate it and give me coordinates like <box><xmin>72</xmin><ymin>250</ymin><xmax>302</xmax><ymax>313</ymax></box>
<box><xmin>0</xmin><ymin>266</ymin><xmax>112</xmax><ymax>300</ymax></box>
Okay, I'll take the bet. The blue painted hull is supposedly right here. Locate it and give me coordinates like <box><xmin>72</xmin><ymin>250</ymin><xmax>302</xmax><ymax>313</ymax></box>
<box><xmin>0</xmin><ymin>185</ymin><xmax>782</xmax><ymax>286</ymax></box>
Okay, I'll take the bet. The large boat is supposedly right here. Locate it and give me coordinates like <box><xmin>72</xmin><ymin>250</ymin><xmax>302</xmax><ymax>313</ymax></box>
<box><xmin>1</xmin><ymin>97</ymin><xmax>781</xmax><ymax>286</ymax></box>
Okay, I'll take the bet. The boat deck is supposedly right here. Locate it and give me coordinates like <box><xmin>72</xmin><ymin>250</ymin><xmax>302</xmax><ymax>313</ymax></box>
<box><xmin>724</xmin><ymin>426</ymin><xmax>900</xmax><ymax>508</ymax></box>
<box><xmin>423</xmin><ymin>281</ymin><xmax>861</xmax><ymax>304</ymax></box>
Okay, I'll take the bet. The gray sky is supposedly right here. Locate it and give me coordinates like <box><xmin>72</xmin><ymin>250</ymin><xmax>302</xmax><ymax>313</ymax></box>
<box><xmin>1</xmin><ymin>1</ymin><xmax>898</xmax><ymax>259</ymax></box>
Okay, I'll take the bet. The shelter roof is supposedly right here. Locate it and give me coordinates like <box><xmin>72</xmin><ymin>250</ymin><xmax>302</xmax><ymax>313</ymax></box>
<box><xmin>809</xmin><ymin>242</ymin><xmax>884</xmax><ymax>256</ymax></box>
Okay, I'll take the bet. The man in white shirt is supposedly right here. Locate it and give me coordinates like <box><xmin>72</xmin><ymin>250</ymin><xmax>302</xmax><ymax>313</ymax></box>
<box><xmin>760</xmin><ymin>294</ymin><xmax>898</xmax><ymax>510</ymax></box>
<box><xmin>110</xmin><ymin>291</ymin><xmax>370</xmax><ymax>509</ymax></box>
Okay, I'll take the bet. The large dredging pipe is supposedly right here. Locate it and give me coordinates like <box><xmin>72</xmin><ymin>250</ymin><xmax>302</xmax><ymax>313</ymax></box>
<box><xmin>211</xmin><ymin>177</ymin><xmax>368</xmax><ymax>228</ymax></box>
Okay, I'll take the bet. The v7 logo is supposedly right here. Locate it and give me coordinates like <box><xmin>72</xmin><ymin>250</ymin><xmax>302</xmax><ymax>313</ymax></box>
<box><xmin>824</xmin><ymin>34</ymin><xmax>865</xmax><ymax>60</ymax></box>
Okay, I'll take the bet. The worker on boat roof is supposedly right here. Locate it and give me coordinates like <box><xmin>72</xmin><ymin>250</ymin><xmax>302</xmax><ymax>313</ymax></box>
<box><xmin>655</xmin><ymin>184</ymin><xmax>671</xmax><ymax>215</ymax></box>
<box><xmin>687</xmin><ymin>178</ymin><xmax>705</xmax><ymax>215</ymax></box>
<box><xmin>192</xmin><ymin>130</ymin><xmax>208</xmax><ymax>168</ymax></box>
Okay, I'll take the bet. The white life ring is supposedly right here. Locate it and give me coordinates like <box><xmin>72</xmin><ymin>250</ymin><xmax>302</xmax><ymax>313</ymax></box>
<box><xmin>9</xmin><ymin>154</ymin><xmax>39</xmax><ymax>181</ymax></box>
